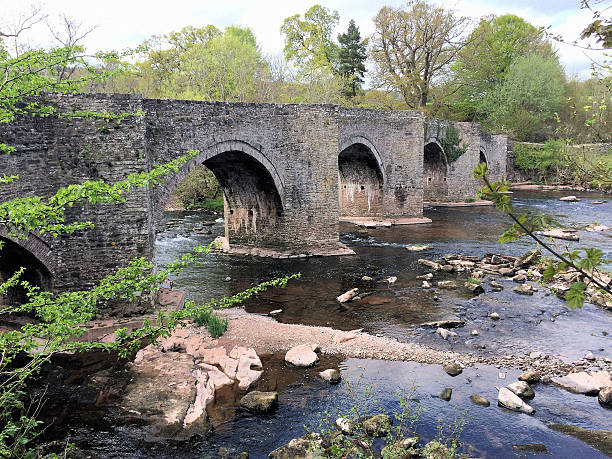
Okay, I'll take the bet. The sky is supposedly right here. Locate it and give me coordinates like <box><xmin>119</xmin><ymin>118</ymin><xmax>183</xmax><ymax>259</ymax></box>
<box><xmin>0</xmin><ymin>0</ymin><xmax>606</xmax><ymax>80</ymax></box>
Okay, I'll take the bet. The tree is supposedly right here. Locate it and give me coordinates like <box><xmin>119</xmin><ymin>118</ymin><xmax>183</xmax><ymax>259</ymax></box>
<box><xmin>337</xmin><ymin>20</ymin><xmax>367</xmax><ymax>97</ymax></box>
<box><xmin>447</xmin><ymin>14</ymin><xmax>557</xmax><ymax>121</ymax></box>
<box><xmin>370</xmin><ymin>1</ymin><xmax>471</xmax><ymax>109</ymax></box>
<box><xmin>280</xmin><ymin>4</ymin><xmax>340</xmax><ymax>81</ymax></box>
<box><xmin>480</xmin><ymin>54</ymin><xmax>566</xmax><ymax>141</ymax></box>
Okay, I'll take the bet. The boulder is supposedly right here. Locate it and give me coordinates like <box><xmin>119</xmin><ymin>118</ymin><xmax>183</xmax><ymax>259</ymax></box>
<box><xmin>422</xmin><ymin>281</ymin><xmax>432</xmax><ymax>289</ymax></box>
<box><xmin>498</xmin><ymin>387</ymin><xmax>535</xmax><ymax>414</ymax></box>
<box><xmin>514</xmin><ymin>284</ymin><xmax>534</xmax><ymax>295</ymax></box>
<box><xmin>423</xmin><ymin>441</ymin><xmax>451</xmax><ymax>459</ymax></box>
<box><xmin>519</xmin><ymin>371</ymin><xmax>541</xmax><ymax>384</ymax></box>
<box><xmin>489</xmin><ymin>312</ymin><xmax>500</xmax><ymax>320</ymax></box>
<box><xmin>499</xmin><ymin>267</ymin><xmax>515</xmax><ymax>276</ymax></box>
<box><xmin>512</xmin><ymin>274</ymin><xmax>527</xmax><ymax>283</ymax></box>
<box><xmin>363</xmin><ymin>414</ymin><xmax>393</xmax><ymax>437</ymax></box>
<box><xmin>382</xmin><ymin>437</ymin><xmax>420</xmax><ymax>458</ymax></box>
<box><xmin>443</xmin><ymin>362</ymin><xmax>463</xmax><ymax>376</ymax></box>
<box><xmin>239</xmin><ymin>391</ymin><xmax>278</xmax><ymax>414</ymax></box>
<box><xmin>319</xmin><ymin>369</ymin><xmax>341</xmax><ymax>384</ymax></box>
<box><xmin>465</xmin><ymin>282</ymin><xmax>484</xmax><ymax>294</ymax></box>
<box><xmin>507</xmin><ymin>381</ymin><xmax>535</xmax><ymax>399</ymax></box>
<box><xmin>585</xmin><ymin>351</ymin><xmax>596</xmax><ymax>361</ymax></box>
<box><xmin>470</xmin><ymin>394</ymin><xmax>490</xmax><ymax>407</ymax></box>
<box><xmin>269</xmin><ymin>433</ymin><xmax>324</xmax><ymax>459</ymax></box>
<box><xmin>285</xmin><ymin>344</ymin><xmax>319</xmax><ymax>367</ymax></box>
<box><xmin>335</xmin><ymin>417</ymin><xmax>355</xmax><ymax>434</ymax></box>
<box><xmin>490</xmin><ymin>280</ymin><xmax>504</xmax><ymax>291</ymax></box>
<box><xmin>440</xmin><ymin>388</ymin><xmax>452</xmax><ymax>401</ymax></box>
<box><xmin>387</xmin><ymin>276</ymin><xmax>398</xmax><ymax>284</ymax></box>
<box><xmin>552</xmin><ymin>370</ymin><xmax>612</xmax><ymax>395</ymax></box>
<box><xmin>560</xmin><ymin>195</ymin><xmax>580</xmax><ymax>202</ymax></box>
<box><xmin>598</xmin><ymin>386</ymin><xmax>612</xmax><ymax>406</ymax></box>
<box><xmin>586</xmin><ymin>224</ymin><xmax>610</xmax><ymax>232</ymax></box>
<box><xmin>337</xmin><ymin>288</ymin><xmax>359</xmax><ymax>303</ymax></box>
<box><xmin>437</xmin><ymin>328</ymin><xmax>457</xmax><ymax>340</ymax></box>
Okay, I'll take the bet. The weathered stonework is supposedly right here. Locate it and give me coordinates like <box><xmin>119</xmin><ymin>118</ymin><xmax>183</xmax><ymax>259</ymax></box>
<box><xmin>0</xmin><ymin>94</ymin><xmax>508</xmax><ymax>311</ymax></box>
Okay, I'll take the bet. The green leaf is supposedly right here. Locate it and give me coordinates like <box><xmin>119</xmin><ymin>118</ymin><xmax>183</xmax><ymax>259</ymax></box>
<box><xmin>566</xmin><ymin>281</ymin><xmax>587</xmax><ymax>310</ymax></box>
<box><xmin>543</xmin><ymin>262</ymin><xmax>557</xmax><ymax>280</ymax></box>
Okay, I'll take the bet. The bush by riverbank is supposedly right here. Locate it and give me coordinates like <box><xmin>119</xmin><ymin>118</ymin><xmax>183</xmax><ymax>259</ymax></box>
<box><xmin>512</xmin><ymin>141</ymin><xmax>612</xmax><ymax>191</ymax></box>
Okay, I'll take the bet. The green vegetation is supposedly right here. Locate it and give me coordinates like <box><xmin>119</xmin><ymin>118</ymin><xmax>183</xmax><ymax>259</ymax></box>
<box><xmin>513</xmin><ymin>141</ymin><xmax>612</xmax><ymax>191</ymax></box>
<box><xmin>172</xmin><ymin>165</ymin><xmax>222</xmax><ymax>210</ymax></box>
<box><xmin>192</xmin><ymin>308</ymin><xmax>229</xmax><ymax>338</ymax></box>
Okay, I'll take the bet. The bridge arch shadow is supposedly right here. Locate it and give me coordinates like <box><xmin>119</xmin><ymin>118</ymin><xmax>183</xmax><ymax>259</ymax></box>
<box><xmin>423</xmin><ymin>141</ymin><xmax>448</xmax><ymax>201</ymax></box>
<box><xmin>0</xmin><ymin>235</ymin><xmax>54</xmax><ymax>307</ymax></box>
<box><xmin>479</xmin><ymin>150</ymin><xmax>488</xmax><ymax>166</ymax></box>
<box><xmin>157</xmin><ymin>140</ymin><xmax>284</xmax><ymax>247</ymax></box>
<box><xmin>338</xmin><ymin>136</ymin><xmax>385</xmax><ymax>217</ymax></box>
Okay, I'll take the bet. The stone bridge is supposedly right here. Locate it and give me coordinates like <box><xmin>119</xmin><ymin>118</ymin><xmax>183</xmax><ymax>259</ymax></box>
<box><xmin>0</xmin><ymin>94</ymin><xmax>508</xmax><ymax>308</ymax></box>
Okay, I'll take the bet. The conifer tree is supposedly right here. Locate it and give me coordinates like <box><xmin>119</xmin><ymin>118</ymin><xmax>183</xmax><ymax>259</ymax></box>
<box><xmin>337</xmin><ymin>19</ymin><xmax>367</xmax><ymax>97</ymax></box>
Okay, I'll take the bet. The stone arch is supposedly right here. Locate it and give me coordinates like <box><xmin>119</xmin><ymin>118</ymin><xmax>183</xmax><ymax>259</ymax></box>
<box><xmin>0</xmin><ymin>233</ymin><xmax>54</xmax><ymax>306</ymax></box>
<box><xmin>338</xmin><ymin>136</ymin><xmax>385</xmax><ymax>217</ymax></box>
<box><xmin>156</xmin><ymin>140</ymin><xmax>285</xmax><ymax>247</ymax></box>
<box><xmin>423</xmin><ymin>141</ymin><xmax>448</xmax><ymax>202</ymax></box>
<box><xmin>339</xmin><ymin>135</ymin><xmax>386</xmax><ymax>183</ymax></box>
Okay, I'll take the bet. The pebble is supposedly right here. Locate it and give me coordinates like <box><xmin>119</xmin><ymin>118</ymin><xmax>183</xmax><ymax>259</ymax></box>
<box><xmin>223</xmin><ymin>276</ymin><xmax>232</xmax><ymax>282</ymax></box>
<box><xmin>585</xmin><ymin>352</ymin><xmax>596</xmax><ymax>361</ymax></box>
<box><xmin>489</xmin><ymin>312</ymin><xmax>500</xmax><ymax>320</ymax></box>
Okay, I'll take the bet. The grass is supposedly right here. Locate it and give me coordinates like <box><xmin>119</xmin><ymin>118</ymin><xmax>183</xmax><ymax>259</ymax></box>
<box><xmin>191</xmin><ymin>197</ymin><xmax>224</xmax><ymax>211</ymax></box>
<box><xmin>192</xmin><ymin>308</ymin><xmax>229</xmax><ymax>338</ymax></box>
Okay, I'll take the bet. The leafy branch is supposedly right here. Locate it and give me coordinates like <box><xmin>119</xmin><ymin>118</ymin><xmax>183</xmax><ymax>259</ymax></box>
<box><xmin>474</xmin><ymin>162</ymin><xmax>611</xmax><ymax>309</ymax></box>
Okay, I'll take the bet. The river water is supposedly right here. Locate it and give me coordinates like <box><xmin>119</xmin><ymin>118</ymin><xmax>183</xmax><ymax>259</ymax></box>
<box><xmin>139</xmin><ymin>190</ymin><xmax>612</xmax><ymax>458</ymax></box>
<box><xmin>50</xmin><ymin>191</ymin><xmax>612</xmax><ymax>458</ymax></box>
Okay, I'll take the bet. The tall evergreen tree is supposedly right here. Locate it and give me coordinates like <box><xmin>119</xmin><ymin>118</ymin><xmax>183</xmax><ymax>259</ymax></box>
<box><xmin>338</xmin><ymin>20</ymin><xmax>367</xmax><ymax>97</ymax></box>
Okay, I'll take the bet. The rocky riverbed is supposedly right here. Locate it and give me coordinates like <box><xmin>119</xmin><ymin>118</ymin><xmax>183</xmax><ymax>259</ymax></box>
<box><xmin>28</xmin><ymin>190</ymin><xmax>612</xmax><ymax>457</ymax></box>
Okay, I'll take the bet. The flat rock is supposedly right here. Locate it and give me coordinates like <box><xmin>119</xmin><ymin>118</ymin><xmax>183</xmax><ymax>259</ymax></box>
<box><xmin>285</xmin><ymin>344</ymin><xmax>319</xmax><ymax>367</ymax></box>
<box><xmin>230</xmin><ymin>346</ymin><xmax>263</xmax><ymax>390</ymax></box>
<box><xmin>437</xmin><ymin>280</ymin><xmax>458</xmax><ymax>289</ymax></box>
<box><xmin>560</xmin><ymin>195</ymin><xmax>580</xmax><ymax>202</ymax></box>
<box><xmin>417</xmin><ymin>273</ymin><xmax>434</xmax><ymax>280</ymax></box>
<box><xmin>319</xmin><ymin>369</ymin><xmax>341</xmax><ymax>383</ymax></box>
<box><xmin>549</xmin><ymin>425</ymin><xmax>612</xmax><ymax>457</ymax></box>
<box><xmin>361</xmin><ymin>275</ymin><xmax>373</xmax><ymax>281</ymax></box>
<box><xmin>586</xmin><ymin>224</ymin><xmax>610</xmax><ymax>232</ymax></box>
<box><xmin>337</xmin><ymin>288</ymin><xmax>359</xmax><ymax>303</ymax></box>
<box><xmin>490</xmin><ymin>280</ymin><xmax>504</xmax><ymax>291</ymax></box>
<box><xmin>470</xmin><ymin>394</ymin><xmax>490</xmax><ymax>407</ymax></box>
<box><xmin>507</xmin><ymin>381</ymin><xmax>535</xmax><ymax>399</ymax></box>
<box><xmin>239</xmin><ymin>391</ymin><xmax>278</xmax><ymax>414</ymax></box>
<box><xmin>422</xmin><ymin>319</ymin><xmax>465</xmax><ymax>328</ymax></box>
<box><xmin>418</xmin><ymin>259</ymin><xmax>442</xmax><ymax>271</ymax></box>
<box><xmin>406</xmin><ymin>244</ymin><xmax>432</xmax><ymax>251</ymax></box>
<box><xmin>512</xmin><ymin>274</ymin><xmax>527</xmax><ymax>283</ymax></box>
<box><xmin>538</xmin><ymin>228</ymin><xmax>579</xmax><ymax>241</ymax></box>
<box><xmin>443</xmin><ymin>362</ymin><xmax>462</xmax><ymax>376</ymax></box>
<box><xmin>498</xmin><ymin>387</ymin><xmax>535</xmax><ymax>414</ymax></box>
<box><xmin>499</xmin><ymin>267</ymin><xmax>515</xmax><ymax>276</ymax></box>
<box><xmin>552</xmin><ymin>370</ymin><xmax>612</xmax><ymax>395</ymax></box>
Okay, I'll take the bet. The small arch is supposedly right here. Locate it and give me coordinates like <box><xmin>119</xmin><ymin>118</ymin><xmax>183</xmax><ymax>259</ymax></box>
<box><xmin>423</xmin><ymin>141</ymin><xmax>448</xmax><ymax>201</ymax></box>
<box><xmin>339</xmin><ymin>135</ymin><xmax>385</xmax><ymax>183</ymax></box>
<box><xmin>0</xmin><ymin>236</ymin><xmax>54</xmax><ymax>307</ymax></box>
<box><xmin>479</xmin><ymin>150</ymin><xmax>488</xmax><ymax>166</ymax></box>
